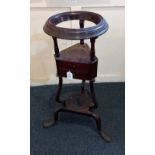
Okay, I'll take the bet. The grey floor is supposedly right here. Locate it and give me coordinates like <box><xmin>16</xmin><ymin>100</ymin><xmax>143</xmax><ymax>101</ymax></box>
<box><xmin>30</xmin><ymin>82</ymin><xmax>125</xmax><ymax>155</ymax></box>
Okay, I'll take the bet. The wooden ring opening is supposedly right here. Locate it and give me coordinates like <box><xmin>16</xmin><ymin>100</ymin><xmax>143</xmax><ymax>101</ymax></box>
<box><xmin>43</xmin><ymin>11</ymin><xmax>108</xmax><ymax>40</ymax></box>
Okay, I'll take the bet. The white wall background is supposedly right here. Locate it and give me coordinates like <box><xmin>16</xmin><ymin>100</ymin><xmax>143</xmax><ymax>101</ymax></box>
<box><xmin>30</xmin><ymin>0</ymin><xmax>125</xmax><ymax>86</ymax></box>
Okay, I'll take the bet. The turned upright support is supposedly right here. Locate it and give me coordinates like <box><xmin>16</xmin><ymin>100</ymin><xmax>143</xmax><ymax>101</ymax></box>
<box><xmin>52</xmin><ymin>37</ymin><xmax>60</xmax><ymax>57</ymax></box>
<box><xmin>55</xmin><ymin>77</ymin><xmax>63</xmax><ymax>102</ymax></box>
<box><xmin>89</xmin><ymin>80</ymin><xmax>98</xmax><ymax>108</ymax></box>
<box><xmin>79</xmin><ymin>18</ymin><xmax>84</xmax><ymax>45</ymax></box>
<box><xmin>81</xmin><ymin>80</ymin><xmax>85</xmax><ymax>93</ymax></box>
<box><xmin>90</xmin><ymin>37</ymin><xmax>96</xmax><ymax>61</ymax></box>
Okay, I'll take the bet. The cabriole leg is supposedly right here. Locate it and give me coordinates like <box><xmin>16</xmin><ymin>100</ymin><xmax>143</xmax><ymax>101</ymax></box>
<box><xmin>43</xmin><ymin>77</ymin><xmax>63</xmax><ymax>128</ymax></box>
<box><xmin>88</xmin><ymin>111</ymin><xmax>111</xmax><ymax>142</ymax></box>
<box><xmin>43</xmin><ymin>109</ymin><xmax>60</xmax><ymax>128</ymax></box>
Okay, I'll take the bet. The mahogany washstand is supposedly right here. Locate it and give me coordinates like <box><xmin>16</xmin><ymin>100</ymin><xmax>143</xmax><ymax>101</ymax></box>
<box><xmin>43</xmin><ymin>11</ymin><xmax>111</xmax><ymax>142</ymax></box>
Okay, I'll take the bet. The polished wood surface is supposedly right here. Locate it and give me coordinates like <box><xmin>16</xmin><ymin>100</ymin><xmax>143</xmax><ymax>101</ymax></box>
<box><xmin>43</xmin><ymin>11</ymin><xmax>111</xmax><ymax>142</ymax></box>
<box><xmin>57</xmin><ymin>43</ymin><xmax>91</xmax><ymax>63</ymax></box>
<box><xmin>43</xmin><ymin>11</ymin><xmax>108</xmax><ymax>40</ymax></box>
<box><xmin>55</xmin><ymin>43</ymin><xmax>98</xmax><ymax>80</ymax></box>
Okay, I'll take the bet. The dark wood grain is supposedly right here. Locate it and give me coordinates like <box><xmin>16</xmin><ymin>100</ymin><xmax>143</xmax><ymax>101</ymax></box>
<box><xmin>43</xmin><ymin>11</ymin><xmax>110</xmax><ymax>142</ymax></box>
<box><xmin>79</xmin><ymin>18</ymin><xmax>84</xmax><ymax>44</ymax></box>
<box><xmin>43</xmin><ymin>11</ymin><xmax>108</xmax><ymax>40</ymax></box>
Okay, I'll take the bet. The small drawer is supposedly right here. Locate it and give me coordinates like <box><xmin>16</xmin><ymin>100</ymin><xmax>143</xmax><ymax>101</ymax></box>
<box><xmin>56</xmin><ymin>59</ymin><xmax>98</xmax><ymax>80</ymax></box>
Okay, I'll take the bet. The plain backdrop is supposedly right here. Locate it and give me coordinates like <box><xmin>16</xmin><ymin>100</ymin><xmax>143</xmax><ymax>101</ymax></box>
<box><xmin>30</xmin><ymin>0</ymin><xmax>125</xmax><ymax>86</ymax></box>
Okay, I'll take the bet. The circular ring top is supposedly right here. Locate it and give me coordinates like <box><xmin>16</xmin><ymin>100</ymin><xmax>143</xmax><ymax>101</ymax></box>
<box><xmin>43</xmin><ymin>11</ymin><xmax>108</xmax><ymax>40</ymax></box>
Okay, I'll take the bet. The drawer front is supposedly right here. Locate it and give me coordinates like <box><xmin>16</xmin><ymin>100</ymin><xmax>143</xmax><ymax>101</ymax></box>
<box><xmin>56</xmin><ymin>60</ymin><xmax>98</xmax><ymax>80</ymax></box>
